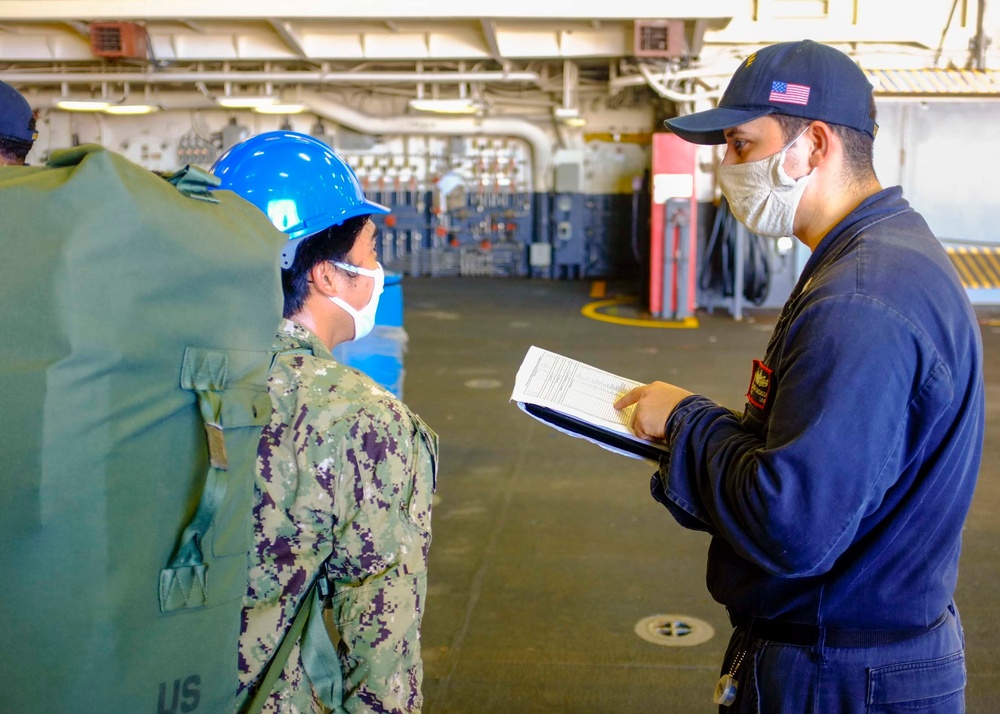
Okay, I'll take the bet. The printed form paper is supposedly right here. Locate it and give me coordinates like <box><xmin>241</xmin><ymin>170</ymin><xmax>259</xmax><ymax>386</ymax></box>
<box><xmin>510</xmin><ymin>346</ymin><xmax>667</xmax><ymax>460</ymax></box>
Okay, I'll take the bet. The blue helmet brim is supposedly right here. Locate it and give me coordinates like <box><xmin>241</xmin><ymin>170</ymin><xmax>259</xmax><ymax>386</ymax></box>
<box><xmin>279</xmin><ymin>199</ymin><xmax>391</xmax><ymax>269</ymax></box>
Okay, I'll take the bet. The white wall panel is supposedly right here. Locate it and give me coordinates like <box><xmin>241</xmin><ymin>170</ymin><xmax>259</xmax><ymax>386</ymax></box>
<box><xmin>874</xmin><ymin>101</ymin><xmax>1000</xmax><ymax>244</ymax></box>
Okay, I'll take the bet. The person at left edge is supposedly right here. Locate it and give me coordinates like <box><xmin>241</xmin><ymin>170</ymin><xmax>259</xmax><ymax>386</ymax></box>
<box><xmin>212</xmin><ymin>131</ymin><xmax>439</xmax><ymax>713</ymax></box>
<box><xmin>0</xmin><ymin>79</ymin><xmax>38</xmax><ymax>165</ymax></box>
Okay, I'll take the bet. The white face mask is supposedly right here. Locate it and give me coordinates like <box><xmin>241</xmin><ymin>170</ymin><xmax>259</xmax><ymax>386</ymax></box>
<box><xmin>717</xmin><ymin>129</ymin><xmax>813</xmax><ymax>239</ymax></box>
<box><xmin>328</xmin><ymin>261</ymin><xmax>384</xmax><ymax>342</ymax></box>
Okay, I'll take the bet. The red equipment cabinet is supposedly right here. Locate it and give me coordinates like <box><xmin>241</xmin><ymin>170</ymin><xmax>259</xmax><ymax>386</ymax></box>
<box><xmin>649</xmin><ymin>132</ymin><xmax>698</xmax><ymax>318</ymax></box>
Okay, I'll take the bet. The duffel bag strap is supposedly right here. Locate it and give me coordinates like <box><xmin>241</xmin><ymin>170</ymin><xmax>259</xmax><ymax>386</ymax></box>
<box><xmin>300</xmin><ymin>563</ymin><xmax>344</xmax><ymax>710</ymax></box>
<box><xmin>242</xmin><ymin>563</ymin><xmax>343</xmax><ymax>714</ymax></box>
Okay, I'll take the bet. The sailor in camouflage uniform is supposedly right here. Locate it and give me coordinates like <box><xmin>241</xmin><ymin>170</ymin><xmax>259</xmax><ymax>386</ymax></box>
<box><xmin>213</xmin><ymin>131</ymin><xmax>438</xmax><ymax>713</ymax></box>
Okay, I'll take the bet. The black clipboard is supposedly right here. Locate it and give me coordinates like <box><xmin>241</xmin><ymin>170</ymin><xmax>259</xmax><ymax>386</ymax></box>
<box><xmin>521</xmin><ymin>403</ymin><xmax>669</xmax><ymax>462</ymax></box>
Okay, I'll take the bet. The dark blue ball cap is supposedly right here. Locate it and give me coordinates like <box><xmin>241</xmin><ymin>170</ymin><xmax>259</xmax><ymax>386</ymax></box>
<box><xmin>664</xmin><ymin>40</ymin><xmax>877</xmax><ymax>145</ymax></box>
<box><xmin>0</xmin><ymin>79</ymin><xmax>37</xmax><ymax>144</ymax></box>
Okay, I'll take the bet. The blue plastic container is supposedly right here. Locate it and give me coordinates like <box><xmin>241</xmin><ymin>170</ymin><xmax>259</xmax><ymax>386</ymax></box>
<box><xmin>374</xmin><ymin>270</ymin><xmax>403</xmax><ymax>327</ymax></box>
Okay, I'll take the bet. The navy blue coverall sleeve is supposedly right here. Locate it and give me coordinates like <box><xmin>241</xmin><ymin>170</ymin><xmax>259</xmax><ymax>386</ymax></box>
<box><xmin>655</xmin><ymin>294</ymin><xmax>952</xmax><ymax>578</ymax></box>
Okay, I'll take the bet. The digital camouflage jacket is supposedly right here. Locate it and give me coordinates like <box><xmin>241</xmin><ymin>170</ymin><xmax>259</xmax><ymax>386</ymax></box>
<box><xmin>239</xmin><ymin>319</ymin><xmax>438</xmax><ymax>713</ymax></box>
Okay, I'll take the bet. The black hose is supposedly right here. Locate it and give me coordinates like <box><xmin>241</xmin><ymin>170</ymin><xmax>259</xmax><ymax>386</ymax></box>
<box><xmin>700</xmin><ymin>197</ymin><xmax>771</xmax><ymax>306</ymax></box>
<box><xmin>744</xmin><ymin>230</ymin><xmax>771</xmax><ymax>305</ymax></box>
<box><xmin>631</xmin><ymin>186</ymin><xmax>643</xmax><ymax>265</ymax></box>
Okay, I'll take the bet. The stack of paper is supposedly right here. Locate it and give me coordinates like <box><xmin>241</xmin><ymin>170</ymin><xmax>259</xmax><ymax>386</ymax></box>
<box><xmin>510</xmin><ymin>346</ymin><xmax>670</xmax><ymax>462</ymax></box>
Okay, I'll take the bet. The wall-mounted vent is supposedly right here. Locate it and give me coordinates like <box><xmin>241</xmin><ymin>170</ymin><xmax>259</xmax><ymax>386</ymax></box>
<box><xmin>89</xmin><ymin>22</ymin><xmax>148</xmax><ymax>60</ymax></box>
<box><xmin>632</xmin><ymin>20</ymin><xmax>685</xmax><ymax>59</ymax></box>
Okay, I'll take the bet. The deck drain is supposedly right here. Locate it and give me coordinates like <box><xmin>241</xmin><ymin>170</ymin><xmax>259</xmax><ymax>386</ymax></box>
<box><xmin>464</xmin><ymin>378</ymin><xmax>503</xmax><ymax>389</ymax></box>
<box><xmin>634</xmin><ymin>614</ymin><xmax>715</xmax><ymax>647</ymax></box>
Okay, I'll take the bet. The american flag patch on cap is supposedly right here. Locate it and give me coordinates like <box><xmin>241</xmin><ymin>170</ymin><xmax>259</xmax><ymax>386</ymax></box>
<box><xmin>769</xmin><ymin>81</ymin><xmax>810</xmax><ymax>106</ymax></box>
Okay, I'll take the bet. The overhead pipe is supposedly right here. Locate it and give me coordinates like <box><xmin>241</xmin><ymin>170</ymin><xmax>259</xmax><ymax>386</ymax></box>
<box><xmin>636</xmin><ymin>63</ymin><xmax>723</xmax><ymax>104</ymax></box>
<box><xmin>609</xmin><ymin>62</ymin><xmax>738</xmax><ymax>92</ymax></box>
<box><xmin>973</xmin><ymin>0</ymin><xmax>989</xmax><ymax>70</ymax></box>
<box><xmin>298</xmin><ymin>90</ymin><xmax>553</xmax><ymax>192</ymax></box>
<box><xmin>3</xmin><ymin>70</ymin><xmax>545</xmax><ymax>87</ymax></box>
<box><xmin>20</xmin><ymin>85</ymin><xmax>555</xmax><ymax>190</ymax></box>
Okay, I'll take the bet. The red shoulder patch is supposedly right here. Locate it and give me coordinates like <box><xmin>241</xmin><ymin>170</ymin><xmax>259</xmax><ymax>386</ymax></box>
<box><xmin>747</xmin><ymin>359</ymin><xmax>773</xmax><ymax>410</ymax></box>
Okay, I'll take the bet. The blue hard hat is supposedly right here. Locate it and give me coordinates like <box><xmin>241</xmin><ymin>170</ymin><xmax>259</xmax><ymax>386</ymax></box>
<box><xmin>210</xmin><ymin>130</ymin><xmax>390</xmax><ymax>269</ymax></box>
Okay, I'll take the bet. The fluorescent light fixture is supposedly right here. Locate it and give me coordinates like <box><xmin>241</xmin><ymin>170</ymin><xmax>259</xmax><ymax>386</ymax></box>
<box><xmin>409</xmin><ymin>98</ymin><xmax>480</xmax><ymax>115</ymax></box>
<box><xmin>217</xmin><ymin>95</ymin><xmax>278</xmax><ymax>109</ymax></box>
<box><xmin>562</xmin><ymin>116</ymin><xmax>587</xmax><ymax>128</ymax></box>
<box><xmin>104</xmin><ymin>104</ymin><xmax>159</xmax><ymax>115</ymax></box>
<box><xmin>254</xmin><ymin>103</ymin><xmax>307</xmax><ymax>115</ymax></box>
<box><xmin>55</xmin><ymin>99</ymin><xmax>111</xmax><ymax>111</ymax></box>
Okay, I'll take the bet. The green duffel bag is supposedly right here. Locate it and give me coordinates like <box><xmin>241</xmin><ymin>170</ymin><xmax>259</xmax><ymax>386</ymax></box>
<box><xmin>0</xmin><ymin>145</ymin><xmax>288</xmax><ymax>713</ymax></box>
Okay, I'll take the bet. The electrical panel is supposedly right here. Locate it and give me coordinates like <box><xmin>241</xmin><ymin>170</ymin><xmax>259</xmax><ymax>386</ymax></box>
<box><xmin>340</xmin><ymin>136</ymin><xmax>533</xmax><ymax>278</ymax></box>
<box><xmin>176</xmin><ymin>130</ymin><xmax>218</xmax><ymax>167</ymax></box>
<box><xmin>631</xmin><ymin>20</ymin><xmax>685</xmax><ymax>59</ymax></box>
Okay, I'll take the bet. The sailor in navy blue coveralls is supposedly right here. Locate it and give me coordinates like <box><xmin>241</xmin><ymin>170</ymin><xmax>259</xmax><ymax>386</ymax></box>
<box><xmin>617</xmin><ymin>40</ymin><xmax>985</xmax><ymax>713</ymax></box>
<box><xmin>656</xmin><ymin>186</ymin><xmax>983</xmax><ymax>712</ymax></box>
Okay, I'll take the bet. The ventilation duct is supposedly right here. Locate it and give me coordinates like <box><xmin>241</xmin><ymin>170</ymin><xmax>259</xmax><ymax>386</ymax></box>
<box><xmin>89</xmin><ymin>22</ymin><xmax>148</xmax><ymax>60</ymax></box>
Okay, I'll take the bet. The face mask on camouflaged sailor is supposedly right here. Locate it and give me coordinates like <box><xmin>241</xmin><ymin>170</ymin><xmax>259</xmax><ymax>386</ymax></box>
<box><xmin>328</xmin><ymin>261</ymin><xmax>385</xmax><ymax>342</ymax></box>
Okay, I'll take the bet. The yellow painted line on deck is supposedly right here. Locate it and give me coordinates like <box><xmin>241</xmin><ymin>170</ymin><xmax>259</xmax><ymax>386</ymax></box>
<box><xmin>581</xmin><ymin>297</ymin><xmax>699</xmax><ymax>329</ymax></box>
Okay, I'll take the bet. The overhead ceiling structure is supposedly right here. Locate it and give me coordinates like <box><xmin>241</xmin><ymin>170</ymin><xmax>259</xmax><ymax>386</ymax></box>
<box><xmin>0</xmin><ymin>0</ymin><xmax>997</xmax><ymax>118</ymax></box>
<box><xmin>0</xmin><ymin>1</ymin><xmax>731</xmax><ymax>116</ymax></box>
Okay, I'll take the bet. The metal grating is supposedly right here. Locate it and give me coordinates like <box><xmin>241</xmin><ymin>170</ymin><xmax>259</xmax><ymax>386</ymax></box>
<box><xmin>867</xmin><ymin>69</ymin><xmax>1000</xmax><ymax>96</ymax></box>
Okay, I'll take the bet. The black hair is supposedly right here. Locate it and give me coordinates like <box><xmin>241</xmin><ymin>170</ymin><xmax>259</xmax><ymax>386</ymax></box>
<box><xmin>773</xmin><ymin>113</ymin><xmax>876</xmax><ymax>184</ymax></box>
<box><xmin>0</xmin><ymin>135</ymin><xmax>33</xmax><ymax>164</ymax></box>
<box><xmin>281</xmin><ymin>214</ymin><xmax>371</xmax><ymax>318</ymax></box>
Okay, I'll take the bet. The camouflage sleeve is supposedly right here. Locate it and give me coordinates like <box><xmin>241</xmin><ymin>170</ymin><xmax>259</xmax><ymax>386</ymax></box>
<box><xmin>325</xmin><ymin>398</ymin><xmax>436</xmax><ymax>714</ymax></box>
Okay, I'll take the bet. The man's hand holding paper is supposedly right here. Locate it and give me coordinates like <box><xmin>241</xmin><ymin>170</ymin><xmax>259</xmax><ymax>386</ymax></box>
<box><xmin>614</xmin><ymin>382</ymin><xmax>694</xmax><ymax>441</ymax></box>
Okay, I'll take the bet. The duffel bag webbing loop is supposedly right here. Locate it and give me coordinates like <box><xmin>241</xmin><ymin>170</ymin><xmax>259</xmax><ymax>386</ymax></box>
<box><xmin>157</xmin><ymin>449</ymin><xmax>226</xmax><ymax>610</ymax></box>
<box><xmin>159</xmin><ymin>349</ymin><xmax>233</xmax><ymax>612</ymax></box>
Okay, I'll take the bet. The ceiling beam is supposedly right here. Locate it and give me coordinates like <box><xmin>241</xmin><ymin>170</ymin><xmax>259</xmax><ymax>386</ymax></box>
<box><xmin>0</xmin><ymin>0</ymin><xmax>735</xmax><ymax>21</ymax></box>
<box><xmin>64</xmin><ymin>20</ymin><xmax>90</xmax><ymax>38</ymax></box>
<box><xmin>480</xmin><ymin>19</ymin><xmax>502</xmax><ymax>62</ymax></box>
<box><xmin>2</xmin><ymin>69</ymin><xmax>545</xmax><ymax>86</ymax></box>
<box><xmin>268</xmin><ymin>19</ymin><xmax>306</xmax><ymax>57</ymax></box>
<box><xmin>685</xmin><ymin>18</ymin><xmax>708</xmax><ymax>57</ymax></box>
